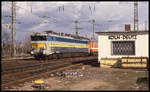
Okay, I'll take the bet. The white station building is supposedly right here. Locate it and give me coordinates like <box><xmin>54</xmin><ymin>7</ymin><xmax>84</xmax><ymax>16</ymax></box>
<box><xmin>96</xmin><ymin>30</ymin><xmax>149</xmax><ymax>63</ymax></box>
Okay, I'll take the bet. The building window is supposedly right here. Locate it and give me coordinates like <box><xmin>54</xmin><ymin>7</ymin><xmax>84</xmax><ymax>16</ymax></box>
<box><xmin>112</xmin><ymin>41</ymin><xmax>135</xmax><ymax>55</ymax></box>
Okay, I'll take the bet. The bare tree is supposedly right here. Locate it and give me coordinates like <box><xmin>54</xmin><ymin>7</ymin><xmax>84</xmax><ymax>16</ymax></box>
<box><xmin>2</xmin><ymin>30</ymin><xmax>12</xmax><ymax>57</ymax></box>
<box><xmin>13</xmin><ymin>35</ymin><xmax>31</xmax><ymax>56</ymax></box>
<box><xmin>2</xmin><ymin>29</ymin><xmax>32</xmax><ymax>57</ymax></box>
<box><xmin>22</xmin><ymin>35</ymin><xmax>31</xmax><ymax>55</ymax></box>
<box><xmin>16</xmin><ymin>40</ymin><xmax>23</xmax><ymax>55</ymax></box>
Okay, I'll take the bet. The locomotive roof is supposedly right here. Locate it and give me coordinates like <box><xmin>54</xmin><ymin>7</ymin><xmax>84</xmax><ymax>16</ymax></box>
<box><xmin>31</xmin><ymin>31</ymin><xmax>89</xmax><ymax>41</ymax></box>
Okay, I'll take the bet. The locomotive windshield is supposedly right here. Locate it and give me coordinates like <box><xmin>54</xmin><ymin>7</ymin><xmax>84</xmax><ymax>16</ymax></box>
<box><xmin>31</xmin><ymin>36</ymin><xmax>47</xmax><ymax>41</ymax></box>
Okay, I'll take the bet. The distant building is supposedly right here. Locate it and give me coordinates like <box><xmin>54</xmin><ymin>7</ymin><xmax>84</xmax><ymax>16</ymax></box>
<box><xmin>96</xmin><ymin>30</ymin><xmax>149</xmax><ymax>64</ymax></box>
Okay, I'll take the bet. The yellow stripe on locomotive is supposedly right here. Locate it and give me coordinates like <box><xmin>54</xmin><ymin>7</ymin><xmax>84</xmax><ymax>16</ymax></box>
<box><xmin>49</xmin><ymin>44</ymin><xmax>88</xmax><ymax>48</ymax></box>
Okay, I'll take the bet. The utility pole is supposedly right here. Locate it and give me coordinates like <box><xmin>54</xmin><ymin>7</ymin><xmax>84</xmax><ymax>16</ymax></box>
<box><xmin>75</xmin><ymin>20</ymin><xmax>79</xmax><ymax>37</ymax></box>
<box><xmin>30</xmin><ymin>3</ymin><xmax>32</xmax><ymax>13</ymax></box>
<box><xmin>11</xmin><ymin>1</ymin><xmax>16</xmax><ymax>57</ymax></box>
<box><xmin>145</xmin><ymin>20</ymin><xmax>147</xmax><ymax>31</ymax></box>
<box><xmin>134</xmin><ymin>1</ymin><xmax>139</xmax><ymax>31</ymax></box>
<box><xmin>92</xmin><ymin>19</ymin><xmax>95</xmax><ymax>40</ymax></box>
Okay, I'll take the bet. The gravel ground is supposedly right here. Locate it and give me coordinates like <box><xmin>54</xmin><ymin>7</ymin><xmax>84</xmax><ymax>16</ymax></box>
<box><xmin>3</xmin><ymin>64</ymin><xmax>149</xmax><ymax>91</ymax></box>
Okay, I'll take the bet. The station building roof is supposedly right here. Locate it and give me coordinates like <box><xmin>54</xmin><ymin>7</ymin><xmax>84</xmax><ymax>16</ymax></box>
<box><xmin>96</xmin><ymin>31</ymin><xmax>149</xmax><ymax>35</ymax></box>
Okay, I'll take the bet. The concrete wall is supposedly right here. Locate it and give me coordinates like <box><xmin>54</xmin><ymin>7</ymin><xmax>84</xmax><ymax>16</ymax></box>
<box><xmin>98</xmin><ymin>34</ymin><xmax>149</xmax><ymax>63</ymax></box>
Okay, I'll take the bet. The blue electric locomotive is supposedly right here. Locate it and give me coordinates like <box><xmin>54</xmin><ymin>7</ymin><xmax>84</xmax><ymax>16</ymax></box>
<box><xmin>30</xmin><ymin>30</ymin><xmax>90</xmax><ymax>59</ymax></box>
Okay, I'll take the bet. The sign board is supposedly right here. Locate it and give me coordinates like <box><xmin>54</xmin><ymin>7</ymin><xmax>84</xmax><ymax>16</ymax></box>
<box><xmin>108</xmin><ymin>35</ymin><xmax>137</xmax><ymax>40</ymax></box>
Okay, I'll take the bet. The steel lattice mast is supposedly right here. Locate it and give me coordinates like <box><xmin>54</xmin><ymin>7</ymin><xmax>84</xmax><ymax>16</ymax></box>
<box><xmin>11</xmin><ymin>1</ymin><xmax>16</xmax><ymax>56</ymax></box>
<box><xmin>134</xmin><ymin>1</ymin><xmax>139</xmax><ymax>31</ymax></box>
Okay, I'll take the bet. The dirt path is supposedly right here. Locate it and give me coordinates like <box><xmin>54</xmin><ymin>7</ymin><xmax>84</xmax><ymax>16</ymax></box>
<box><xmin>69</xmin><ymin>79</ymin><xmax>108</xmax><ymax>90</ymax></box>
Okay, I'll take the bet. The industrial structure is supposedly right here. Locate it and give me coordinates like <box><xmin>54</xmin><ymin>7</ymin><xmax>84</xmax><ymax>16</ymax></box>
<box><xmin>134</xmin><ymin>1</ymin><xmax>139</xmax><ymax>31</ymax></box>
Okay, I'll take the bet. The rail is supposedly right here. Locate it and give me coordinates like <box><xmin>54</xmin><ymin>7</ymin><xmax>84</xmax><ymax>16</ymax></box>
<box><xmin>2</xmin><ymin>56</ymin><xmax>98</xmax><ymax>89</ymax></box>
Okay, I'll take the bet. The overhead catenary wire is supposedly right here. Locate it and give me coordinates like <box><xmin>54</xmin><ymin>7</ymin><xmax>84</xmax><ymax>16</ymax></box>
<box><xmin>3</xmin><ymin>2</ymin><xmax>146</xmax><ymax>18</ymax></box>
<box><xmin>3</xmin><ymin>2</ymin><xmax>146</xmax><ymax>12</ymax></box>
<box><xmin>2</xmin><ymin>1</ymin><xmax>148</xmax><ymax>39</ymax></box>
<box><xmin>2</xmin><ymin>2</ymin><xmax>148</xmax><ymax>36</ymax></box>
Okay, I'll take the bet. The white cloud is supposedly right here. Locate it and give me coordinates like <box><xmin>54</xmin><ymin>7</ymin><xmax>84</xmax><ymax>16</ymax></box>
<box><xmin>139</xmin><ymin>23</ymin><xmax>148</xmax><ymax>31</ymax></box>
<box><xmin>106</xmin><ymin>24</ymin><xmax>123</xmax><ymax>32</ymax></box>
<box><xmin>16</xmin><ymin>2</ymin><xmax>30</xmax><ymax>15</ymax></box>
<box><xmin>2</xmin><ymin>23</ymin><xmax>12</xmax><ymax>32</ymax></box>
<box><xmin>99</xmin><ymin>2</ymin><xmax>120</xmax><ymax>5</ymax></box>
<box><xmin>28</xmin><ymin>19</ymin><xmax>49</xmax><ymax>32</ymax></box>
<box><xmin>2</xmin><ymin>4</ymin><xmax>11</xmax><ymax>13</ymax></box>
<box><xmin>2</xmin><ymin>1</ymin><xmax>149</xmax><ymax>42</ymax></box>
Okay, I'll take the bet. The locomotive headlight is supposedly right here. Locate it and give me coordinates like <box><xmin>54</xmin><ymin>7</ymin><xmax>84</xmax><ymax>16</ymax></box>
<box><xmin>31</xmin><ymin>51</ymin><xmax>34</xmax><ymax>54</ymax></box>
<box><xmin>42</xmin><ymin>50</ymin><xmax>46</xmax><ymax>54</ymax></box>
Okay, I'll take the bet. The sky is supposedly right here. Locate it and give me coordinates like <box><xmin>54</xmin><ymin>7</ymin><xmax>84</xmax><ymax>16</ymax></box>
<box><xmin>1</xmin><ymin>1</ymin><xmax>149</xmax><ymax>43</ymax></box>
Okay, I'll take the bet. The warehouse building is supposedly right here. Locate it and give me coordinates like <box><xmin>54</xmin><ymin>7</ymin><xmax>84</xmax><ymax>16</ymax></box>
<box><xmin>96</xmin><ymin>25</ymin><xmax>149</xmax><ymax>68</ymax></box>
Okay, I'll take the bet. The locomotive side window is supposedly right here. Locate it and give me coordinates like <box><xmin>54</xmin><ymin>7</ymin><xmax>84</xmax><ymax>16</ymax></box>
<box><xmin>47</xmin><ymin>36</ymin><xmax>53</xmax><ymax>41</ymax></box>
<box><xmin>47</xmin><ymin>36</ymin><xmax>51</xmax><ymax>41</ymax></box>
<box><xmin>53</xmin><ymin>37</ymin><xmax>56</xmax><ymax>41</ymax></box>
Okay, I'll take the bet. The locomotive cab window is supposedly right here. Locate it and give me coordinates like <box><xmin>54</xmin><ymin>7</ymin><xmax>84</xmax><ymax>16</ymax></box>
<box><xmin>31</xmin><ymin>36</ymin><xmax>47</xmax><ymax>41</ymax></box>
<box><xmin>112</xmin><ymin>41</ymin><xmax>135</xmax><ymax>55</ymax></box>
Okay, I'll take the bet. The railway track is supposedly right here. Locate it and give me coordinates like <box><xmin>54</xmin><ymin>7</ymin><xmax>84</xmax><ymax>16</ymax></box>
<box><xmin>2</xmin><ymin>56</ymin><xmax>98</xmax><ymax>89</ymax></box>
<box><xmin>2</xmin><ymin>56</ymin><xmax>34</xmax><ymax>61</ymax></box>
<box><xmin>2</xmin><ymin>60</ymin><xmax>65</xmax><ymax>74</ymax></box>
<box><xmin>2</xmin><ymin>55</ymin><xmax>97</xmax><ymax>69</ymax></box>
<box><xmin>2</xmin><ymin>56</ymin><xmax>96</xmax><ymax>74</ymax></box>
